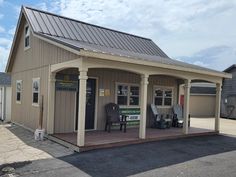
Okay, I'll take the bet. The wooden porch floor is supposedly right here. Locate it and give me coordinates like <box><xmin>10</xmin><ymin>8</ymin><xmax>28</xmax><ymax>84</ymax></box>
<box><xmin>51</xmin><ymin>127</ymin><xmax>217</xmax><ymax>152</ymax></box>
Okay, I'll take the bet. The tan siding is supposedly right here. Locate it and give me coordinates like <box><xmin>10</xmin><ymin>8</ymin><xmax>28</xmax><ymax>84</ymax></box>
<box><xmin>190</xmin><ymin>95</ymin><xmax>216</xmax><ymax>117</ymax></box>
<box><xmin>54</xmin><ymin>69</ymin><xmax>179</xmax><ymax>132</ymax></box>
<box><xmin>88</xmin><ymin>69</ymin><xmax>141</xmax><ymax>130</ymax></box>
<box><xmin>54</xmin><ymin>91</ymin><xmax>76</xmax><ymax>133</ymax></box>
<box><xmin>11</xmin><ymin>66</ymin><xmax>48</xmax><ymax>130</ymax></box>
<box><xmin>10</xmin><ymin>17</ymin><xmax>79</xmax><ymax>131</ymax></box>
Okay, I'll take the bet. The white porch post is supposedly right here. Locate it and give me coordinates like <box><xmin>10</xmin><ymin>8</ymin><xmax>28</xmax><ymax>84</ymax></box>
<box><xmin>77</xmin><ymin>69</ymin><xmax>88</xmax><ymax>146</ymax></box>
<box><xmin>215</xmin><ymin>83</ymin><xmax>222</xmax><ymax>132</ymax></box>
<box><xmin>139</xmin><ymin>74</ymin><xmax>149</xmax><ymax>139</ymax></box>
<box><xmin>183</xmin><ymin>79</ymin><xmax>191</xmax><ymax>134</ymax></box>
<box><xmin>47</xmin><ymin>72</ymin><xmax>56</xmax><ymax>134</ymax></box>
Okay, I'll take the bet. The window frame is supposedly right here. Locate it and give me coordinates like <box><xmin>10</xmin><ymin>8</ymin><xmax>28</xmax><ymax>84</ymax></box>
<box><xmin>24</xmin><ymin>24</ymin><xmax>30</xmax><ymax>50</ymax></box>
<box><xmin>153</xmin><ymin>86</ymin><xmax>174</xmax><ymax>108</ymax></box>
<box><xmin>16</xmin><ymin>80</ymin><xmax>22</xmax><ymax>104</ymax></box>
<box><xmin>115</xmin><ymin>82</ymin><xmax>140</xmax><ymax>107</ymax></box>
<box><xmin>32</xmin><ymin>77</ymin><xmax>40</xmax><ymax>106</ymax></box>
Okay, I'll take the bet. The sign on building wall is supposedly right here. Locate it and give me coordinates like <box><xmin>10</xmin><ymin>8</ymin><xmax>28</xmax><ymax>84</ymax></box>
<box><xmin>55</xmin><ymin>74</ymin><xmax>78</xmax><ymax>91</ymax></box>
<box><xmin>119</xmin><ymin>108</ymin><xmax>140</xmax><ymax>125</ymax></box>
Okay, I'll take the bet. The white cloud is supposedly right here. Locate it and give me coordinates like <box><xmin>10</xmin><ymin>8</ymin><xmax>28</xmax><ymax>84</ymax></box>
<box><xmin>35</xmin><ymin>2</ymin><xmax>48</xmax><ymax>11</ymax></box>
<box><xmin>0</xmin><ymin>46</ymin><xmax>9</xmax><ymax>72</ymax></box>
<box><xmin>8</xmin><ymin>26</ymin><xmax>16</xmax><ymax>36</ymax></box>
<box><xmin>0</xmin><ymin>26</ymin><xmax>5</xmax><ymax>33</ymax></box>
<box><xmin>0</xmin><ymin>38</ymin><xmax>12</xmax><ymax>48</ymax></box>
<box><xmin>178</xmin><ymin>45</ymin><xmax>236</xmax><ymax>71</ymax></box>
<box><xmin>193</xmin><ymin>61</ymin><xmax>208</xmax><ymax>67</ymax></box>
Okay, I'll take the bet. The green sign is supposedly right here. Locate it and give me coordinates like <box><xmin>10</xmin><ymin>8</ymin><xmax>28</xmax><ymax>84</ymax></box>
<box><xmin>119</xmin><ymin>108</ymin><xmax>140</xmax><ymax>126</ymax></box>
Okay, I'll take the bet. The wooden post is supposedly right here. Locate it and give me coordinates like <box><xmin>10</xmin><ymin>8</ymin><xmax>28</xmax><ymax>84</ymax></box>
<box><xmin>38</xmin><ymin>95</ymin><xmax>44</xmax><ymax>129</ymax></box>
<box><xmin>215</xmin><ymin>83</ymin><xmax>222</xmax><ymax>132</ymax></box>
<box><xmin>139</xmin><ymin>74</ymin><xmax>149</xmax><ymax>139</ymax></box>
<box><xmin>183</xmin><ymin>79</ymin><xmax>191</xmax><ymax>134</ymax></box>
<box><xmin>77</xmin><ymin>69</ymin><xmax>88</xmax><ymax>146</ymax></box>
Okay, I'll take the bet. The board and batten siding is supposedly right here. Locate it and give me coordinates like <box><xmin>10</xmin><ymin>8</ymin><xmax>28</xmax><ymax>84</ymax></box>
<box><xmin>11</xmin><ymin>16</ymin><xmax>79</xmax><ymax>131</ymax></box>
<box><xmin>221</xmin><ymin>67</ymin><xmax>236</xmax><ymax>118</ymax></box>
<box><xmin>54</xmin><ymin>68</ymin><xmax>179</xmax><ymax>132</ymax></box>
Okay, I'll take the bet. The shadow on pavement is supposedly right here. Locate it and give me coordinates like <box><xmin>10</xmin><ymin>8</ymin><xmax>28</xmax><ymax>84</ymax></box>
<box><xmin>58</xmin><ymin>135</ymin><xmax>236</xmax><ymax>177</ymax></box>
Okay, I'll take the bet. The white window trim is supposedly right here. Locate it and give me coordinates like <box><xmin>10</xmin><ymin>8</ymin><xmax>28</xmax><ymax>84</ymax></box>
<box><xmin>115</xmin><ymin>82</ymin><xmax>140</xmax><ymax>108</ymax></box>
<box><xmin>24</xmin><ymin>24</ymin><xmax>30</xmax><ymax>51</ymax></box>
<box><xmin>153</xmin><ymin>85</ymin><xmax>174</xmax><ymax>108</ymax></box>
<box><xmin>16</xmin><ymin>80</ymin><xmax>22</xmax><ymax>104</ymax></box>
<box><xmin>32</xmin><ymin>77</ymin><xmax>40</xmax><ymax>107</ymax></box>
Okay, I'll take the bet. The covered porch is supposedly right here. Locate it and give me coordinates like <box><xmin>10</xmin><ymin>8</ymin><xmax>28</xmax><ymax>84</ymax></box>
<box><xmin>46</xmin><ymin>56</ymin><xmax>224</xmax><ymax>152</ymax></box>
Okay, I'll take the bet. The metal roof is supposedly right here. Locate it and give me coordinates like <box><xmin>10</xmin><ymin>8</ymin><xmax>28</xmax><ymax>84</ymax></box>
<box><xmin>22</xmin><ymin>6</ymin><xmax>229</xmax><ymax>76</ymax></box>
<box><xmin>0</xmin><ymin>72</ymin><xmax>11</xmax><ymax>86</ymax></box>
<box><xmin>24</xmin><ymin>6</ymin><xmax>168</xmax><ymax>58</ymax></box>
<box><xmin>224</xmin><ymin>64</ymin><xmax>236</xmax><ymax>73</ymax></box>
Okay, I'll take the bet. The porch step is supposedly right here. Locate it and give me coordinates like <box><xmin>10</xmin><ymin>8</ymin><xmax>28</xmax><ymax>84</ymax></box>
<box><xmin>48</xmin><ymin>135</ymin><xmax>80</xmax><ymax>152</ymax></box>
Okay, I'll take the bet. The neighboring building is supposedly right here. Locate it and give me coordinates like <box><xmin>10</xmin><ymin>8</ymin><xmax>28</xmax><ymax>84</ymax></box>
<box><xmin>221</xmin><ymin>64</ymin><xmax>236</xmax><ymax>119</ymax></box>
<box><xmin>6</xmin><ymin>6</ymin><xmax>231</xmax><ymax>147</ymax></box>
<box><xmin>179</xmin><ymin>83</ymin><xmax>216</xmax><ymax>117</ymax></box>
<box><xmin>0</xmin><ymin>72</ymin><xmax>11</xmax><ymax>122</ymax></box>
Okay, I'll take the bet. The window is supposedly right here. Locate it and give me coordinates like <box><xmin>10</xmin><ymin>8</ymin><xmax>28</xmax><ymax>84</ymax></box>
<box><xmin>24</xmin><ymin>25</ymin><xmax>30</xmax><ymax>49</ymax></box>
<box><xmin>16</xmin><ymin>80</ymin><xmax>22</xmax><ymax>103</ymax></box>
<box><xmin>154</xmin><ymin>87</ymin><xmax>173</xmax><ymax>107</ymax></box>
<box><xmin>32</xmin><ymin>78</ymin><xmax>40</xmax><ymax>105</ymax></box>
<box><xmin>117</xmin><ymin>84</ymin><xmax>139</xmax><ymax>106</ymax></box>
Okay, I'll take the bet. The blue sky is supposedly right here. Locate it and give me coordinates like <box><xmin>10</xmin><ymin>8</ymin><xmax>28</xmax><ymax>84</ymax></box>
<box><xmin>0</xmin><ymin>0</ymin><xmax>236</xmax><ymax>72</ymax></box>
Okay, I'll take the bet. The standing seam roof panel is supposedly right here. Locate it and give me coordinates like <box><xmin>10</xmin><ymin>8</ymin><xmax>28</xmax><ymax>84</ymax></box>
<box><xmin>102</xmin><ymin>29</ymin><xmax>119</xmax><ymax>48</ymax></box>
<box><xmin>110</xmin><ymin>31</ymin><xmax>133</xmax><ymax>51</ymax></box>
<box><xmin>52</xmin><ymin>16</ymin><xmax>67</xmax><ymax>38</ymax></box>
<box><xmin>39</xmin><ymin>13</ymin><xmax>57</xmax><ymax>36</ymax></box>
<box><xmin>71</xmin><ymin>21</ymin><xmax>88</xmax><ymax>42</ymax></box>
<box><xmin>77</xmin><ymin>23</ymin><xmax>95</xmax><ymax>44</ymax></box>
<box><xmin>125</xmin><ymin>35</ymin><xmax>146</xmax><ymax>54</ymax></box>
<box><xmin>111</xmin><ymin>31</ymin><xmax>130</xmax><ymax>51</ymax></box>
<box><xmin>98</xmin><ymin>28</ymin><xmax>117</xmax><ymax>48</ymax></box>
<box><xmin>66</xmin><ymin>20</ymin><xmax>83</xmax><ymax>41</ymax></box>
<box><xmin>94</xmin><ymin>27</ymin><xmax>113</xmax><ymax>47</ymax></box>
<box><xmin>60</xmin><ymin>18</ymin><xmax>76</xmax><ymax>40</ymax></box>
<box><xmin>46</xmin><ymin>14</ymin><xmax>64</xmax><ymax>37</ymax></box>
<box><xmin>33</xmin><ymin>11</ymin><xmax>50</xmax><ymax>34</ymax></box>
<box><xmin>89</xmin><ymin>25</ymin><xmax>110</xmax><ymax>47</ymax></box>
<box><xmin>139</xmin><ymin>39</ymin><xmax>156</xmax><ymax>55</ymax></box>
<box><xmin>145</xmin><ymin>40</ymin><xmax>164</xmax><ymax>56</ymax></box>
<box><xmin>64</xmin><ymin>19</ymin><xmax>78</xmax><ymax>40</ymax></box>
<box><xmin>108</xmin><ymin>30</ymin><xmax>128</xmax><ymax>50</ymax></box>
<box><xmin>79</xmin><ymin>24</ymin><xmax>97</xmax><ymax>44</ymax></box>
<box><xmin>25</xmin><ymin>9</ymin><xmax>42</xmax><ymax>32</ymax></box>
<box><xmin>118</xmin><ymin>33</ymin><xmax>138</xmax><ymax>52</ymax></box>
<box><xmin>53</xmin><ymin>16</ymin><xmax>70</xmax><ymax>38</ymax></box>
<box><xmin>84</xmin><ymin>25</ymin><xmax>104</xmax><ymax>46</ymax></box>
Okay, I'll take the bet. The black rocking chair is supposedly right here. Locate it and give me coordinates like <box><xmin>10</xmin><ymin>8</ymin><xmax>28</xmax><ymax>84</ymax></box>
<box><xmin>105</xmin><ymin>103</ymin><xmax>128</xmax><ymax>132</ymax></box>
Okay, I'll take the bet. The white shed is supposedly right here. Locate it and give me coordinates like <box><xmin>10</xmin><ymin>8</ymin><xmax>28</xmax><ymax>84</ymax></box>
<box><xmin>0</xmin><ymin>72</ymin><xmax>11</xmax><ymax>122</ymax></box>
